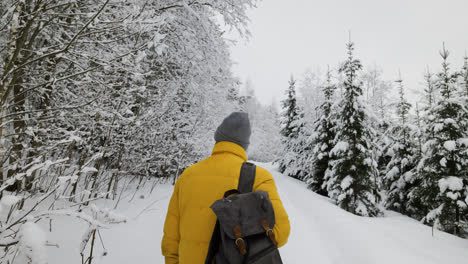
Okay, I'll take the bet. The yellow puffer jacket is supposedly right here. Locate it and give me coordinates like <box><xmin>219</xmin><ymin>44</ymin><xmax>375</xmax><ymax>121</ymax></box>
<box><xmin>161</xmin><ymin>141</ymin><xmax>290</xmax><ymax>264</ymax></box>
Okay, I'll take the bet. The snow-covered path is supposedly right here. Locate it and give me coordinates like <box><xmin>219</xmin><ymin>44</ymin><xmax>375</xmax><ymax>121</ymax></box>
<box><xmin>49</xmin><ymin>162</ymin><xmax>468</xmax><ymax>264</ymax></box>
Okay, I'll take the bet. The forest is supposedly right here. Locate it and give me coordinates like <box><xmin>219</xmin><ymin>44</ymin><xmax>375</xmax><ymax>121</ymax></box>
<box><xmin>278</xmin><ymin>41</ymin><xmax>468</xmax><ymax>236</ymax></box>
<box><xmin>0</xmin><ymin>0</ymin><xmax>267</xmax><ymax>262</ymax></box>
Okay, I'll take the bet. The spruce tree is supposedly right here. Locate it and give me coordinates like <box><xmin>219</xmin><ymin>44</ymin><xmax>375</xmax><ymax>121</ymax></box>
<box><xmin>325</xmin><ymin>41</ymin><xmax>380</xmax><ymax>217</ymax></box>
<box><xmin>305</xmin><ymin>68</ymin><xmax>336</xmax><ymax>196</ymax></box>
<box><xmin>424</xmin><ymin>68</ymin><xmax>436</xmax><ymax>108</ymax></box>
<box><xmin>415</xmin><ymin>44</ymin><xmax>468</xmax><ymax>236</ymax></box>
<box><xmin>375</xmin><ymin>124</ymin><xmax>393</xmax><ymax>198</ymax></box>
<box><xmin>283</xmin><ymin>115</ymin><xmax>308</xmax><ymax>179</ymax></box>
<box><xmin>280</xmin><ymin>76</ymin><xmax>301</xmax><ymax>138</ymax></box>
<box><xmin>384</xmin><ymin>75</ymin><xmax>418</xmax><ymax>215</ymax></box>
<box><xmin>278</xmin><ymin>76</ymin><xmax>303</xmax><ymax>173</ymax></box>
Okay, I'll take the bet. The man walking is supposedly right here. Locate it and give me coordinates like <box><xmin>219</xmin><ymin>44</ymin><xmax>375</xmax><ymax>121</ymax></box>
<box><xmin>161</xmin><ymin>112</ymin><xmax>290</xmax><ymax>263</ymax></box>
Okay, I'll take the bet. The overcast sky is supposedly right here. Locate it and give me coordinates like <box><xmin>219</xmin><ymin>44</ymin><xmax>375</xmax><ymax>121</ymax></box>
<box><xmin>228</xmin><ymin>0</ymin><xmax>468</xmax><ymax>105</ymax></box>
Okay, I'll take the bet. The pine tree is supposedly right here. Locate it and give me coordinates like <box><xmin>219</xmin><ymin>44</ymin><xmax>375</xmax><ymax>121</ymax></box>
<box><xmin>278</xmin><ymin>76</ymin><xmax>303</xmax><ymax>174</ymax></box>
<box><xmin>415</xmin><ymin>44</ymin><xmax>468</xmax><ymax>236</ymax></box>
<box><xmin>384</xmin><ymin>74</ymin><xmax>418</xmax><ymax>215</ymax></box>
<box><xmin>283</xmin><ymin>115</ymin><xmax>308</xmax><ymax>179</ymax></box>
<box><xmin>325</xmin><ymin>41</ymin><xmax>380</xmax><ymax>217</ymax></box>
<box><xmin>280</xmin><ymin>76</ymin><xmax>302</xmax><ymax>138</ymax></box>
<box><xmin>372</xmin><ymin>81</ymin><xmax>394</xmax><ymax>204</ymax></box>
<box><xmin>375</xmin><ymin>123</ymin><xmax>393</xmax><ymax>197</ymax></box>
<box><xmin>305</xmin><ymin>68</ymin><xmax>336</xmax><ymax>196</ymax></box>
<box><xmin>424</xmin><ymin>68</ymin><xmax>436</xmax><ymax>108</ymax></box>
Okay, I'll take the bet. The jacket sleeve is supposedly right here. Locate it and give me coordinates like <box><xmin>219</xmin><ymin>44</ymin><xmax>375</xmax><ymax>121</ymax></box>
<box><xmin>255</xmin><ymin>168</ymin><xmax>290</xmax><ymax>248</ymax></box>
<box><xmin>161</xmin><ymin>179</ymin><xmax>181</xmax><ymax>264</ymax></box>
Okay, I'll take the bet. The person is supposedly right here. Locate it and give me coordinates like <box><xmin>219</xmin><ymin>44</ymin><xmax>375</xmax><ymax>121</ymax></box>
<box><xmin>161</xmin><ymin>112</ymin><xmax>290</xmax><ymax>264</ymax></box>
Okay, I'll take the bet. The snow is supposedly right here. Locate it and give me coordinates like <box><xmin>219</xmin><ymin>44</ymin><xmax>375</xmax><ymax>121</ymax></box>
<box><xmin>403</xmin><ymin>171</ymin><xmax>414</xmax><ymax>182</ymax></box>
<box><xmin>457</xmin><ymin>200</ymin><xmax>467</xmax><ymax>209</ymax></box>
<box><xmin>433</xmin><ymin>123</ymin><xmax>444</xmax><ymax>132</ymax></box>
<box><xmin>386</xmin><ymin>166</ymin><xmax>399</xmax><ymax>180</ymax></box>
<box><xmin>1</xmin><ymin>195</ymin><xmax>20</xmax><ymax>206</ymax></box>
<box><xmin>401</xmin><ymin>157</ymin><xmax>409</xmax><ymax>167</ymax></box>
<box><xmin>355</xmin><ymin>200</ymin><xmax>369</xmax><ymax>217</ymax></box>
<box><xmin>330</xmin><ymin>141</ymin><xmax>349</xmax><ymax>155</ymax></box>
<box><xmin>440</xmin><ymin>157</ymin><xmax>447</xmax><ymax>167</ymax></box>
<box><xmin>364</xmin><ymin>158</ymin><xmax>373</xmax><ymax>166</ymax></box>
<box><xmin>321</xmin><ymin>143</ymin><xmax>328</xmax><ymax>151</ymax></box>
<box><xmin>439</xmin><ymin>176</ymin><xmax>464</xmax><ymax>193</ymax></box>
<box><xmin>17</xmin><ymin>222</ymin><xmax>47</xmax><ymax>264</ymax></box>
<box><xmin>459</xmin><ymin>138</ymin><xmax>468</xmax><ymax>147</ymax></box>
<box><xmin>443</xmin><ymin>140</ymin><xmax>456</xmax><ymax>151</ymax></box>
<box><xmin>426</xmin><ymin>204</ymin><xmax>444</xmax><ymax>222</ymax></box>
<box><xmin>81</xmin><ymin>166</ymin><xmax>98</xmax><ymax>173</ymax></box>
<box><xmin>422</xmin><ymin>139</ymin><xmax>436</xmax><ymax>153</ymax></box>
<box><xmin>446</xmin><ymin>192</ymin><xmax>460</xmax><ymax>200</ymax></box>
<box><xmin>44</xmin><ymin>162</ymin><xmax>468</xmax><ymax>264</ymax></box>
<box><xmin>341</xmin><ymin>175</ymin><xmax>353</xmax><ymax>190</ymax></box>
<box><xmin>444</xmin><ymin>118</ymin><xmax>456</xmax><ymax>125</ymax></box>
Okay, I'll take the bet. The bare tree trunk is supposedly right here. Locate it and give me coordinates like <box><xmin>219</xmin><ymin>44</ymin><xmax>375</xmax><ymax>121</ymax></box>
<box><xmin>70</xmin><ymin>149</ymin><xmax>88</xmax><ymax>201</ymax></box>
<box><xmin>25</xmin><ymin>50</ymin><xmax>57</xmax><ymax>190</ymax></box>
<box><xmin>7</xmin><ymin>68</ymin><xmax>27</xmax><ymax>192</ymax></box>
<box><xmin>88</xmin><ymin>153</ymin><xmax>105</xmax><ymax>201</ymax></box>
<box><xmin>106</xmin><ymin>144</ymin><xmax>124</xmax><ymax>199</ymax></box>
<box><xmin>5</xmin><ymin>1</ymin><xmax>32</xmax><ymax>192</ymax></box>
<box><xmin>0</xmin><ymin>1</ymin><xmax>23</xmax><ymax>192</ymax></box>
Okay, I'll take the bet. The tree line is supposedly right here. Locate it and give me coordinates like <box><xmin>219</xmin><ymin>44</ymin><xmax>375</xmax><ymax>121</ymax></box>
<box><xmin>278</xmin><ymin>41</ymin><xmax>468</xmax><ymax>237</ymax></box>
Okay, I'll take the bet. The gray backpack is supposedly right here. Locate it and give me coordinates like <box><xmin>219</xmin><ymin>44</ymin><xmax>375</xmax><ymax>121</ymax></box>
<box><xmin>205</xmin><ymin>162</ymin><xmax>283</xmax><ymax>264</ymax></box>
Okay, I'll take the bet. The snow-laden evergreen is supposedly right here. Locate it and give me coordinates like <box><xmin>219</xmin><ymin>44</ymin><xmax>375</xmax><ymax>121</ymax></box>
<box><xmin>423</xmin><ymin>68</ymin><xmax>438</xmax><ymax>108</ymax></box>
<box><xmin>324</xmin><ymin>41</ymin><xmax>381</xmax><ymax>217</ymax></box>
<box><xmin>414</xmin><ymin>44</ymin><xmax>468</xmax><ymax>236</ymax></box>
<box><xmin>383</xmin><ymin>75</ymin><xmax>418</xmax><ymax>215</ymax></box>
<box><xmin>277</xmin><ymin>76</ymin><xmax>304</xmax><ymax>176</ymax></box>
<box><xmin>304</xmin><ymin>68</ymin><xmax>336</xmax><ymax>196</ymax></box>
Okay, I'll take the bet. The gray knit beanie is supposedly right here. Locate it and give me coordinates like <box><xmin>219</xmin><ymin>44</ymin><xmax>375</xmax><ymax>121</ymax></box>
<box><xmin>214</xmin><ymin>112</ymin><xmax>251</xmax><ymax>150</ymax></box>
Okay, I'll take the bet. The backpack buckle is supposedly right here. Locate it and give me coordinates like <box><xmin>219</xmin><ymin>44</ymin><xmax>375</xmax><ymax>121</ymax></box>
<box><xmin>233</xmin><ymin>225</ymin><xmax>247</xmax><ymax>255</ymax></box>
<box><xmin>261</xmin><ymin>219</ymin><xmax>278</xmax><ymax>247</ymax></box>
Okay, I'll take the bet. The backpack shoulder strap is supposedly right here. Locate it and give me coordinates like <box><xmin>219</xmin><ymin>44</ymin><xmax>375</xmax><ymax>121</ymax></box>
<box><xmin>205</xmin><ymin>162</ymin><xmax>256</xmax><ymax>264</ymax></box>
<box><xmin>238</xmin><ymin>162</ymin><xmax>256</xmax><ymax>193</ymax></box>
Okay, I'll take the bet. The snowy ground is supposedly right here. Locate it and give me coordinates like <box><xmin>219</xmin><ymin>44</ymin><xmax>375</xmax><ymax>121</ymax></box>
<box><xmin>47</xmin><ymin>162</ymin><xmax>468</xmax><ymax>264</ymax></box>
